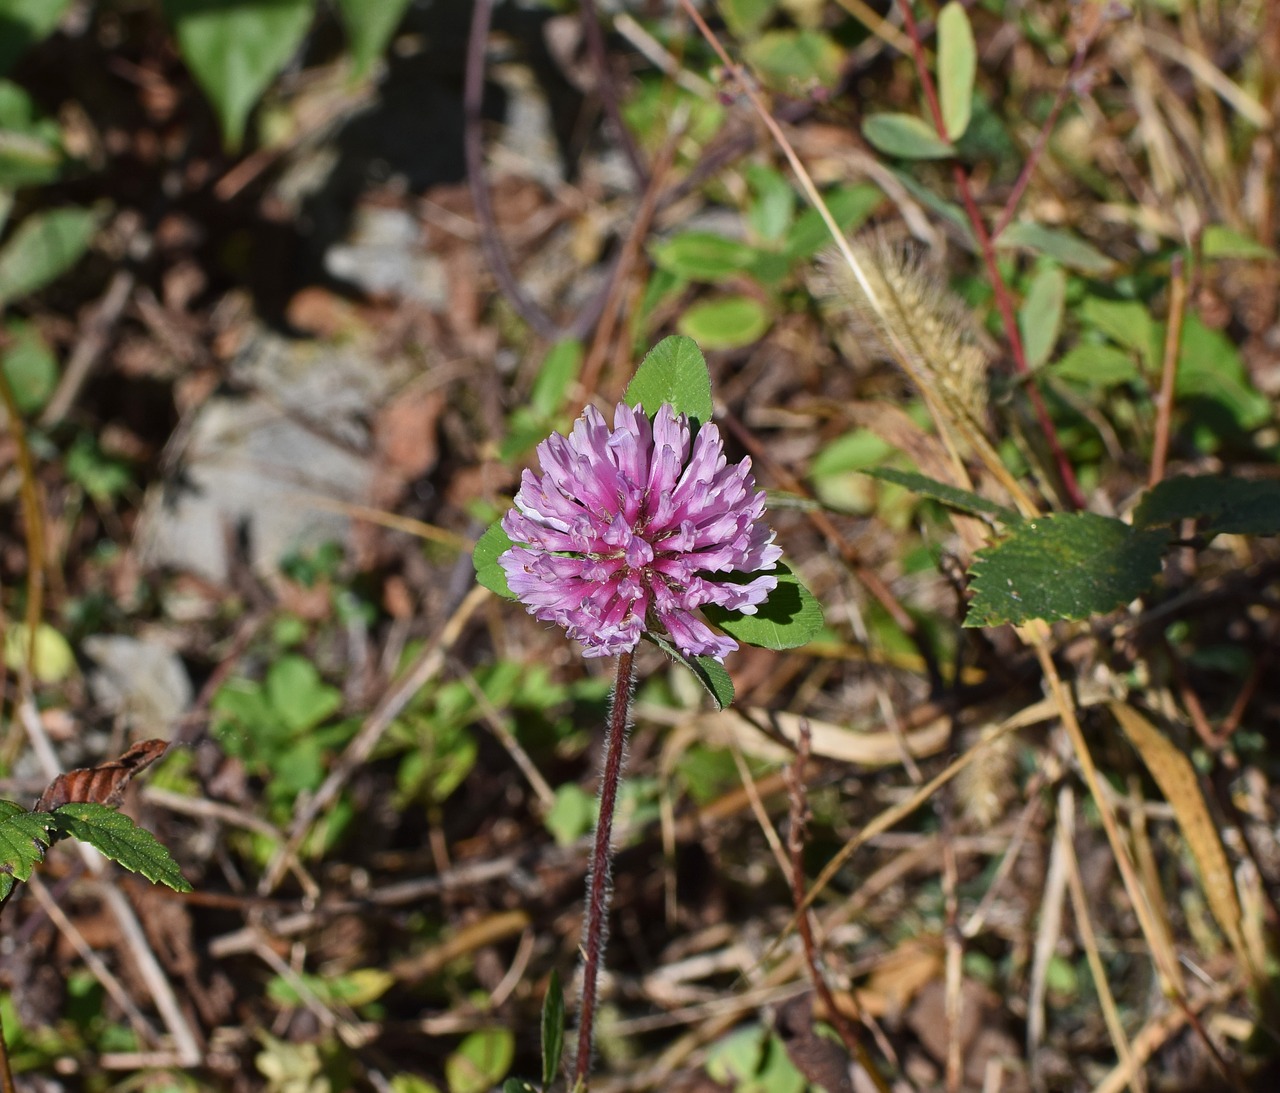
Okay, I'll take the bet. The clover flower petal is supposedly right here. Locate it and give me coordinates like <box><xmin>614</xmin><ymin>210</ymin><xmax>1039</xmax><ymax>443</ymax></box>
<box><xmin>499</xmin><ymin>402</ymin><xmax>780</xmax><ymax>660</ymax></box>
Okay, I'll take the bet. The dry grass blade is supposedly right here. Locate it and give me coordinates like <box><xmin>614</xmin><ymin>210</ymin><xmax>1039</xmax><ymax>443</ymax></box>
<box><xmin>1110</xmin><ymin>701</ymin><xmax>1255</xmax><ymax>982</ymax></box>
<box><xmin>1058</xmin><ymin>785</ymin><xmax>1145</xmax><ymax>1093</ymax></box>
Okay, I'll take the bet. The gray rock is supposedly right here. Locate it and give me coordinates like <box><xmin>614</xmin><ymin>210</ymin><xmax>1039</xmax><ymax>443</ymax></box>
<box><xmin>82</xmin><ymin>634</ymin><xmax>193</xmax><ymax>737</ymax></box>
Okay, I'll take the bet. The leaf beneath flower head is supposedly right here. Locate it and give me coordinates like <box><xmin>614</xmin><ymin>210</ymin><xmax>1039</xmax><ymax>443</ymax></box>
<box><xmin>704</xmin><ymin>564</ymin><xmax>823</xmax><ymax>650</ymax></box>
<box><xmin>624</xmin><ymin>336</ymin><xmax>714</xmax><ymax>428</ymax></box>
<box><xmin>647</xmin><ymin>632</ymin><xmax>735</xmax><ymax>710</ymax></box>
<box><xmin>473</xmin><ymin>521</ymin><xmax>517</xmax><ymax>599</ymax></box>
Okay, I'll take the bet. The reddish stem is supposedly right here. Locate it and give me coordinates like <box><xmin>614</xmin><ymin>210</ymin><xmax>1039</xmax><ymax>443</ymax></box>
<box><xmin>897</xmin><ymin>0</ymin><xmax>1086</xmax><ymax>511</ymax></box>
<box><xmin>573</xmin><ymin>648</ymin><xmax>635</xmax><ymax>1087</ymax></box>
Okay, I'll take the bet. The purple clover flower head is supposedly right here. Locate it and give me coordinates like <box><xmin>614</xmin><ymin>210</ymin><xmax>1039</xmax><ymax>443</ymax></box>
<box><xmin>499</xmin><ymin>402</ymin><xmax>783</xmax><ymax>661</ymax></box>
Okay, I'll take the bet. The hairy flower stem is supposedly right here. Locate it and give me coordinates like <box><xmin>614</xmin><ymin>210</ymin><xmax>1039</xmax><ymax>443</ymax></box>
<box><xmin>574</xmin><ymin>649</ymin><xmax>636</xmax><ymax>1087</ymax></box>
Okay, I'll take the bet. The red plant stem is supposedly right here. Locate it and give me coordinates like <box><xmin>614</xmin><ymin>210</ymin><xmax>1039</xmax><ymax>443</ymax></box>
<box><xmin>896</xmin><ymin>0</ymin><xmax>1087</xmax><ymax>511</ymax></box>
<box><xmin>573</xmin><ymin>648</ymin><xmax>636</xmax><ymax>1087</ymax></box>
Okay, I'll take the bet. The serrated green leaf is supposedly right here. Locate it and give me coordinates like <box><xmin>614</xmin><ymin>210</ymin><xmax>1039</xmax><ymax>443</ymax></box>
<box><xmin>624</xmin><ymin>336</ymin><xmax>714</xmax><ymax>426</ymax></box>
<box><xmin>0</xmin><ymin>805</ymin><xmax>56</xmax><ymax>895</ymax></box>
<box><xmin>335</xmin><ymin>0</ymin><xmax>412</xmax><ymax>78</ymax></box>
<box><xmin>0</xmin><ymin>205</ymin><xmax>99</xmax><ymax>305</ymax></box>
<box><xmin>705</xmin><ymin>564</ymin><xmax>823</xmax><ymax>650</ymax></box>
<box><xmin>650</xmin><ymin>231</ymin><xmax>762</xmax><ymax>283</ymax></box>
<box><xmin>863</xmin><ymin>467</ymin><xmax>1021</xmax><ymax>524</ymax></box>
<box><xmin>473</xmin><ymin>520</ymin><xmax>517</xmax><ymax>599</ymax></box>
<box><xmin>541</xmin><ymin>968</ymin><xmax>564</xmax><ymax>1089</ymax></box>
<box><xmin>965</xmin><ymin>512</ymin><xmax>1170</xmax><ymax>627</ymax></box>
<box><xmin>784</xmin><ymin>183</ymin><xmax>884</xmax><ymax>260</ymax></box>
<box><xmin>162</xmin><ymin>0</ymin><xmax>314</xmax><ymax>150</ymax></box>
<box><xmin>529</xmin><ymin>340</ymin><xmax>583</xmax><ymax>418</ymax></box>
<box><xmin>51</xmin><ymin>803</ymin><xmax>191</xmax><ymax>892</ymax></box>
<box><xmin>937</xmin><ymin>2</ymin><xmax>975</xmax><ymax>140</ymax></box>
<box><xmin>676</xmin><ymin>295</ymin><xmax>771</xmax><ymax>350</ymax></box>
<box><xmin>862</xmin><ymin>113</ymin><xmax>955</xmax><ymax>160</ymax></box>
<box><xmin>648</xmin><ymin>632</ymin><xmax>734</xmax><ymax>709</ymax></box>
<box><xmin>1134</xmin><ymin>475</ymin><xmax>1280</xmax><ymax>537</ymax></box>
<box><xmin>1019</xmin><ymin>264</ymin><xmax>1066</xmax><ymax>369</ymax></box>
<box><xmin>997</xmin><ymin>223</ymin><xmax>1115</xmax><ymax>275</ymax></box>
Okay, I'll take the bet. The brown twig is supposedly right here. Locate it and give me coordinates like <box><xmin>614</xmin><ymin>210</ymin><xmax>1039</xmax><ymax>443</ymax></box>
<box><xmin>1149</xmin><ymin>253</ymin><xmax>1187</xmax><ymax>486</ymax></box>
<box><xmin>574</xmin><ymin>648</ymin><xmax>635</xmax><ymax>1087</ymax></box>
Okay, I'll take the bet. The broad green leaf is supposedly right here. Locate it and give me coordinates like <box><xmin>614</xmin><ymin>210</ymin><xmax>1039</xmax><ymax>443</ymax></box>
<box><xmin>2</xmin><ymin>319</ymin><xmax>56</xmax><ymax>412</ymax></box>
<box><xmin>3</xmin><ymin>622</ymin><xmax>75</xmax><ymax>683</ymax></box>
<box><xmin>937</xmin><ymin>2</ymin><xmax>975</xmax><ymax>140</ymax></box>
<box><xmin>676</xmin><ymin>295</ymin><xmax>771</xmax><ymax>350</ymax></box>
<box><xmin>445</xmin><ymin>1028</ymin><xmax>515</xmax><ymax>1093</ymax></box>
<box><xmin>783</xmin><ymin>183</ymin><xmax>884</xmax><ymax>260</ymax></box>
<box><xmin>1051</xmin><ymin>343</ymin><xmax>1141</xmax><ymax>386</ymax></box>
<box><xmin>1135</xmin><ymin>475</ymin><xmax>1280</xmax><ymax>537</ymax></box>
<box><xmin>541</xmin><ymin>968</ymin><xmax>564</xmax><ymax>1089</ymax></box>
<box><xmin>721</xmin><ymin>0</ymin><xmax>777</xmax><ymax>37</ymax></box>
<box><xmin>1019</xmin><ymin>265</ymin><xmax>1066</xmax><ymax>369</ymax></box>
<box><xmin>1079</xmin><ymin>296</ymin><xmax>1157</xmax><ymax>366</ymax></box>
<box><xmin>862</xmin><ymin>113</ymin><xmax>955</xmax><ymax>160</ymax></box>
<box><xmin>392</xmin><ymin>1077</ymin><xmax>441</xmax><ymax>1093</ymax></box>
<box><xmin>744</xmin><ymin>29</ymin><xmax>843</xmax><ymax>93</ymax></box>
<box><xmin>0</xmin><ymin>0</ymin><xmax>74</xmax><ymax>75</ymax></box>
<box><xmin>809</xmin><ymin>429</ymin><xmax>894</xmax><ymax>478</ymax></box>
<box><xmin>1201</xmin><ymin>225</ymin><xmax>1274</xmax><ymax>261</ymax></box>
<box><xmin>650</xmin><ymin>232</ymin><xmax>762</xmax><ymax>282</ymax></box>
<box><xmin>267</xmin><ymin>655</ymin><xmax>342</xmax><ymax>734</ymax></box>
<box><xmin>335</xmin><ymin>0</ymin><xmax>412</xmax><ymax>78</ymax></box>
<box><xmin>624</xmin><ymin>335</ymin><xmax>714</xmax><ymax>425</ymax></box>
<box><xmin>965</xmin><ymin>512</ymin><xmax>1170</xmax><ymax>627</ymax></box>
<box><xmin>0</xmin><ymin>206</ymin><xmax>99</xmax><ymax>305</ymax></box>
<box><xmin>51</xmin><ymin>803</ymin><xmax>192</xmax><ymax>892</ymax></box>
<box><xmin>704</xmin><ymin>564</ymin><xmax>824</xmax><ymax>650</ymax></box>
<box><xmin>544</xmin><ymin>784</ymin><xmax>594</xmax><ymax>847</ymax></box>
<box><xmin>529</xmin><ymin>339</ymin><xmax>582</xmax><ymax>418</ymax></box>
<box><xmin>863</xmin><ymin>467</ymin><xmax>1021</xmax><ymax>524</ymax></box>
<box><xmin>997</xmin><ymin>223</ymin><xmax>1115</xmax><ymax>275</ymax></box>
<box><xmin>648</xmin><ymin>632</ymin><xmax>734</xmax><ymax>709</ymax></box>
<box><xmin>162</xmin><ymin>0</ymin><xmax>314</xmax><ymax>150</ymax></box>
<box><xmin>473</xmin><ymin>520</ymin><xmax>517</xmax><ymax>599</ymax></box>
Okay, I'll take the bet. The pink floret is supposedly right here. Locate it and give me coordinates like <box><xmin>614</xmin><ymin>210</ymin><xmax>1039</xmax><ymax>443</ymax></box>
<box><xmin>498</xmin><ymin>402</ymin><xmax>781</xmax><ymax>661</ymax></box>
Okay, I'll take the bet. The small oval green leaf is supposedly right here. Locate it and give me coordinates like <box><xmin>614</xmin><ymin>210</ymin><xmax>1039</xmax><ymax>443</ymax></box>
<box><xmin>1018</xmin><ymin>265</ymin><xmax>1066</xmax><ymax>369</ymax></box>
<box><xmin>677</xmin><ymin>295</ymin><xmax>771</xmax><ymax>350</ymax></box>
<box><xmin>862</xmin><ymin>113</ymin><xmax>955</xmax><ymax>160</ymax></box>
<box><xmin>937</xmin><ymin>2</ymin><xmax>976</xmax><ymax>140</ymax></box>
